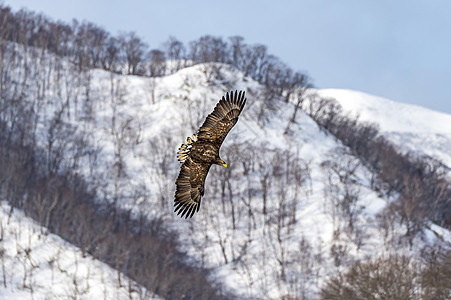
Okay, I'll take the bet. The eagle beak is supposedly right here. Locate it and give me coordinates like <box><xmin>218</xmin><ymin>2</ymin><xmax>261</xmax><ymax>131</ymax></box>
<box><xmin>216</xmin><ymin>159</ymin><xmax>227</xmax><ymax>168</ymax></box>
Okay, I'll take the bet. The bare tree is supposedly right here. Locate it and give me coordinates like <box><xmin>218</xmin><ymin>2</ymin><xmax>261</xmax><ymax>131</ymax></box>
<box><xmin>147</xmin><ymin>49</ymin><xmax>166</xmax><ymax>77</ymax></box>
<box><xmin>119</xmin><ymin>31</ymin><xmax>148</xmax><ymax>75</ymax></box>
<box><xmin>228</xmin><ymin>35</ymin><xmax>246</xmax><ymax>69</ymax></box>
<box><xmin>321</xmin><ymin>254</ymin><xmax>419</xmax><ymax>300</ymax></box>
<box><xmin>101</xmin><ymin>36</ymin><xmax>120</xmax><ymax>72</ymax></box>
<box><xmin>164</xmin><ymin>36</ymin><xmax>186</xmax><ymax>73</ymax></box>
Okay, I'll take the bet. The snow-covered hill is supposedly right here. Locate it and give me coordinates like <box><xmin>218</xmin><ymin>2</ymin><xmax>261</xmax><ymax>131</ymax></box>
<box><xmin>0</xmin><ymin>202</ymin><xmax>157</xmax><ymax>300</ymax></box>
<box><xmin>2</xmin><ymin>53</ymin><xmax>451</xmax><ymax>299</ymax></box>
<box><xmin>317</xmin><ymin>89</ymin><xmax>451</xmax><ymax>169</ymax></box>
<box><xmin>62</xmin><ymin>64</ymin><xmax>451</xmax><ymax>298</ymax></box>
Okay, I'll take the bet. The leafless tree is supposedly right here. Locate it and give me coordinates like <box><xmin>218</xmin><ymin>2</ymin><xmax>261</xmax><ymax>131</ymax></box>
<box><xmin>321</xmin><ymin>254</ymin><xmax>419</xmax><ymax>300</ymax></box>
<box><xmin>189</xmin><ymin>35</ymin><xmax>228</xmax><ymax>64</ymax></box>
<box><xmin>147</xmin><ymin>49</ymin><xmax>166</xmax><ymax>77</ymax></box>
<box><xmin>119</xmin><ymin>31</ymin><xmax>148</xmax><ymax>75</ymax></box>
<box><xmin>101</xmin><ymin>36</ymin><xmax>120</xmax><ymax>72</ymax></box>
<box><xmin>164</xmin><ymin>36</ymin><xmax>186</xmax><ymax>73</ymax></box>
<box><xmin>0</xmin><ymin>222</ymin><xmax>5</xmax><ymax>288</ymax></box>
<box><xmin>227</xmin><ymin>35</ymin><xmax>245</xmax><ymax>69</ymax></box>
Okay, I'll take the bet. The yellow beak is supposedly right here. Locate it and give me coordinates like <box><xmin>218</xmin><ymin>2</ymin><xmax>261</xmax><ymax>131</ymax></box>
<box><xmin>216</xmin><ymin>159</ymin><xmax>227</xmax><ymax>168</ymax></box>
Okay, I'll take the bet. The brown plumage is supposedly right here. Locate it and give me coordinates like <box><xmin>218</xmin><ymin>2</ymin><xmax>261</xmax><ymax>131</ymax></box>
<box><xmin>174</xmin><ymin>90</ymin><xmax>246</xmax><ymax>218</ymax></box>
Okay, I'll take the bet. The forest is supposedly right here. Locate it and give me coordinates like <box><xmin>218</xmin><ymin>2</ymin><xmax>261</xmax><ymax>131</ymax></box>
<box><xmin>1</xmin><ymin>4</ymin><xmax>451</xmax><ymax>299</ymax></box>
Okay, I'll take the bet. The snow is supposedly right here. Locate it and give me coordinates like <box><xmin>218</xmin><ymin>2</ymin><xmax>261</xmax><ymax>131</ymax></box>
<box><xmin>3</xmin><ymin>47</ymin><xmax>451</xmax><ymax>299</ymax></box>
<box><xmin>70</xmin><ymin>65</ymin><xmax>387</xmax><ymax>298</ymax></box>
<box><xmin>0</xmin><ymin>202</ymin><xmax>159</xmax><ymax>300</ymax></box>
<box><xmin>317</xmin><ymin>88</ymin><xmax>451</xmax><ymax>168</ymax></box>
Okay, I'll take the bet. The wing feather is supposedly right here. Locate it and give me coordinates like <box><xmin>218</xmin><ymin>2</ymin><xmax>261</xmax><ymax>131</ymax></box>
<box><xmin>197</xmin><ymin>90</ymin><xmax>246</xmax><ymax>146</ymax></box>
<box><xmin>174</xmin><ymin>157</ymin><xmax>211</xmax><ymax>219</ymax></box>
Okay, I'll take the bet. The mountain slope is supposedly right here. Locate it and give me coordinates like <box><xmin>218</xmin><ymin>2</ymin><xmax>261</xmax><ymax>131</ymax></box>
<box><xmin>78</xmin><ymin>64</ymin><xmax>451</xmax><ymax>298</ymax></box>
<box><xmin>2</xmin><ymin>6</ymin><xmax>450</xmax><ymax>297</ymax></box>
<box><xmin>2</xmin><ymin>46</ymin><xmax>451</xmax><ymax>298</ymax></box>
<box><xmin>0</xmin><ymin>201</ymin><xmax>157</xmax><ymax>300</ymax></box>
<box><xmin>317</xmin><ymin>89</ymin><xmax>451</xmax><ymax>169</ymax></box>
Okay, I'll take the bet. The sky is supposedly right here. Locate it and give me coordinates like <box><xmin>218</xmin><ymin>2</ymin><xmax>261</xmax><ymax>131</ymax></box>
<box><xmin>5</xmin><ymin>0</ymin><xmax>451</xmax><ymax>114</ymax></box>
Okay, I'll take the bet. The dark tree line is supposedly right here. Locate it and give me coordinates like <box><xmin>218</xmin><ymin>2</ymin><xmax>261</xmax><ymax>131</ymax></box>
<box><xmin>1</xmin><ymin>3</ymin><xmax>312</xmax><ymax>141</ymax></box>
<box><xmin>0</xmin><ymin>4</ymin><xmax>309</xmax><ymax>93</ymax></box>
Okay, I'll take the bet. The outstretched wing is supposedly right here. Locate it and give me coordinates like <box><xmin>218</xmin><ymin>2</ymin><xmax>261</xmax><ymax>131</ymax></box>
<box><xmin>174</xmin><ymin>157</ymin><xmax>211</xmax><ymax>218</ymax></box>
<box><xmin>197</xmin><ymin>90</ymin><xmax>246</xmax><ymax>146</ymax></box>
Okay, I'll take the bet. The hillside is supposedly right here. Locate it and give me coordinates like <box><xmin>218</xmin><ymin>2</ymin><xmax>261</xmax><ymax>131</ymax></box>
<box><xmin>317</xmin><ymin>89</ymin><xmax>451</xmax><ymax>169</ymax></box>
<box><xmin>5</xmin><ymin>59</ymin><xmax>451</xmax><ymax>298</ymax></box>
<box><xmin>0</xmin><ymin>201</ymin><xmax>157</xmax><ymax>299</ymax></box>
<box><xmin>1</xmin><ymin>4</ymin><xmax>451</xmax><ymax>299</ymax></box>
<box><xmin>106</xmin><ymin>65</ymin><xmax>451</xmax><ymax>298</ymax></box>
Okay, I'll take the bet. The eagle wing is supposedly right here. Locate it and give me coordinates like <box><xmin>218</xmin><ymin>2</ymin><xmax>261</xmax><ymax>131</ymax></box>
<box><xmin>174</xmin><ymin>157</ymin><xmax>211</xmax><ymax>218</ymax></box>
<box><xmin>197</xmin><ymin>90</ymin><xmax>246</xmax><ymax>146</ymax></box>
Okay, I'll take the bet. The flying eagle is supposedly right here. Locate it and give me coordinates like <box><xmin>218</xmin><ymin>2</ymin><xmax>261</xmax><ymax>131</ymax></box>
<box><xmin>174</xmin><ymin>90</ymin><xmax>246</xmax><ymax>218</ymax></box>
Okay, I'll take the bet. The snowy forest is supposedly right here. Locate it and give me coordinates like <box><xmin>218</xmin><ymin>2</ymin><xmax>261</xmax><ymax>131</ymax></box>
<box><xmin>1</xmin><ymin>4</ymin><xmax>451</xmax><ymax>299</ymax></box>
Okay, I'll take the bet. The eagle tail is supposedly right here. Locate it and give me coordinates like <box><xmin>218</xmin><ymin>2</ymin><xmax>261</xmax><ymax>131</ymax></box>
<box><xmin>177</xmin><ymin>134</ymin><xmax>198</xmax><ymax>163</ymax></box>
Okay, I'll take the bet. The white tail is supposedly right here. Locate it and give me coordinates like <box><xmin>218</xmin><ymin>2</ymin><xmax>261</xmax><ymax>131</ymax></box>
<box><xmin>177</xmin><ymin>134</ymin><xmax>198</xmax><ymax>163</ymax></box>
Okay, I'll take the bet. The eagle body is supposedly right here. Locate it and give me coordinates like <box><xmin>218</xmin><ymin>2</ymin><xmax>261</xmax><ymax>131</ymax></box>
<box><xmin>189</xmin><ymin>143</ymin><xmax>220</xmax><ymax>163</ymax></box>
<box><xmin>174</xmin><ymin>91</ymin><xmax>246</xmax><ymax>218</ymax></box>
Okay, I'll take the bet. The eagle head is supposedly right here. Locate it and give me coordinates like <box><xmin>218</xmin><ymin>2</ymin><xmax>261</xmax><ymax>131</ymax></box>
<box><xmin>214</xmin><ymin>158</ymin><xmax>228</xmax><ymax>168</ymax></box>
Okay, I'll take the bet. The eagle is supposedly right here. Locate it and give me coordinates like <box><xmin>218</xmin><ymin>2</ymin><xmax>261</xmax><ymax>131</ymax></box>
<box><xmin>174</xmin><ymin>90</ymin><xmax>246</xmax><ymax>218</ymax></box>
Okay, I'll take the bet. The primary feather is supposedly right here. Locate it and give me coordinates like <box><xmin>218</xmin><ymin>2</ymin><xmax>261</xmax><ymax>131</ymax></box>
<box><xmin>174</xmin><ymin>90</ymin><xmax>246</xmax><ymax>218</ymax></box>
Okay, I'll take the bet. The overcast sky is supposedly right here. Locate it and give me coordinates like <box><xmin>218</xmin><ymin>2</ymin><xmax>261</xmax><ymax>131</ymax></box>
<box><xmin>6</xmin><ymin>0</ymin><xmax>451</xmax><ymax>113</ymax></box>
